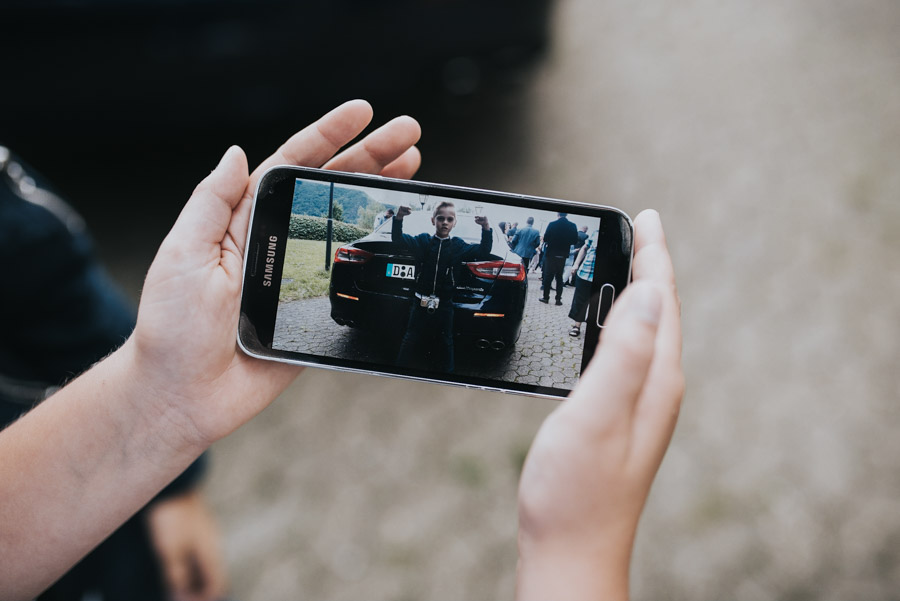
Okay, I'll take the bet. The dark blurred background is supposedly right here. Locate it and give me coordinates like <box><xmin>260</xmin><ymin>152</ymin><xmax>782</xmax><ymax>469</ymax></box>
<box><xmin>2</xmin><ymin>0</ymin><xmax>552</xmax><ymax>294</ymax></box>
<box><xmin>5</xmin><ymin>1</ymin><xmax>900</xmax><ymax>600</ymax></box>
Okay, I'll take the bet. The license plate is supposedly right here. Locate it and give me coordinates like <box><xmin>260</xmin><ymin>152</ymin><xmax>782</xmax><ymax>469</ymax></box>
<box><xmin>386</xmin><ymin>263</ymin><xmax>415</xmax><ymax>280</ymax></box>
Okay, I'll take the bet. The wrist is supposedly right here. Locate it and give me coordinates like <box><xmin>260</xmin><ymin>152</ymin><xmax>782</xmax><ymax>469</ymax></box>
<box><xmin>516</xmin><ymin>538</ymin><xmax>631</xmax><ymax>601</ymax></box>
<box><xmin>112</xmin><ymin>339</ymin><xmax>211</xmax><ymax>458</ymax></box>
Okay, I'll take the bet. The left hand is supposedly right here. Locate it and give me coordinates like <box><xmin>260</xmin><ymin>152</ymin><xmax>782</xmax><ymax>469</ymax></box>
<box><xmin>516</xmin><ymin>210</ymin><xmax>684</xmax><ymax>601</ymax></box>
<box><xmin>146</xmin><ymin>490</ymin><xmax>226</xmax><ymax>601</ymax></box>
<box><xmin>474</xmin><ymin>215</ymin><xmax>490</xmax><ymax>230</ymax></box>
<box><xmin>128</xmin><ymin>100</ymin><xmax>422</xmax><ymax>450</ymax></box>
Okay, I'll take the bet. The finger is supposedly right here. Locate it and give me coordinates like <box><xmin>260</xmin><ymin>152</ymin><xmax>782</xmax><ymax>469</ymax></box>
<box><xmin>248</xmin><ymin>98</ymin><xmax>375</xmax><ymax>192</ymax></box>
<box><xmin>631</xmin><ymin>291</ymin><xmax>685</xmax><ymax>466</ymax></box>
<box><xmin>169</xmin><ymin>146</ymin><xmax>249</xmax><ymax>249</ymax></box>
<box><xmin>627</xmin><ymin>212</ymin><xmax>684</xmax><ymax>466</ymax></box>
<box><xmin>380</xmin><ymin>146</ymin><xmax>422</xmax><ymax>179</ymax></box>
<box><xmin>228</xmin><ymin>100</ymin><xmax>376</xmax><ymax>256</ymax></box>
<box><xmin>323</xmin><ymin>115</ymin><xmax>421</xmax><ymax>174</ymax></box>
<box><xmin>159</xmin><ymin>550</ymin><xmax>191</xmax><ymax>601</ymax></box>
<box><xmin>564</xmin><ymin>281</ymin><xmax>663</xmax><ymax>434</ymax></box>
<box><xmin>631</xmin><ymin>209</ymin><xmax>682</xmax><ymax>360</ymax></box>
<box><xmin>632</xmin><ymin>210</ymin><xmax>677</xmax><ymax>294</ymax></box>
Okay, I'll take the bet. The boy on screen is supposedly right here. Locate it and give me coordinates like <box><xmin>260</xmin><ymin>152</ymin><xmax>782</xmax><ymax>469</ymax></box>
<box><xmin>392</xmin><ymin>201</ymin><xmax>492</xmax><ymax>372</ymax></box>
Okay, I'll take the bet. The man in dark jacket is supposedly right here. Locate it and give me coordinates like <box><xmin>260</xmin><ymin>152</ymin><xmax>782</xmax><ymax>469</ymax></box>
<box><xmin>392</xmin><ymin>201</ymin><xmax>492</xmax><ymax>372</ymax></box>
<box><xmin>539</xmin><ymin>212</ymin><xmax>579</xmax><ymax>305</ymax></box>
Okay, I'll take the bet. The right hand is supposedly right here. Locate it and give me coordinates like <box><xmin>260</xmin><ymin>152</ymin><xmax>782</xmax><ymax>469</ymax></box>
<box><xmin>396</xmin><ymin>205</ymin><xmax>412</xmax><ymax>219</ymax></box>
<box><xmin>129</xmin><ymin>100</ymin><xmax>421</xmax><ymax>449</ymax></box>
<box><xmin>516</xmin><ymin>210</ymin><xmax>684</xmax><ymax>601</ymax></box>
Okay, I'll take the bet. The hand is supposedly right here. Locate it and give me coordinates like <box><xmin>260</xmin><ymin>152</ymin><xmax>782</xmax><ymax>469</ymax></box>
<box><xmin>474</xmin><ymin>214</ymin><xmax>490</xmax><ymax>230</ymax></box>
<box><xmin>129</xmin><ymin>100</ymin><xmax>421</xmax><ymax>450</ymax></box>
<box><xmin>516</xmin><ymin>210</ymin><xmax>684</xmax><ymax>601</ymax></box>
<box><xmin>396</xmin><ymin>205</ymin><xmax>412</xmax><ymax>219</ymax></box>
<box><xmin>146</xmin><ymin>490</ymin><xmax>226</xmax><ymax>601</ymax></box>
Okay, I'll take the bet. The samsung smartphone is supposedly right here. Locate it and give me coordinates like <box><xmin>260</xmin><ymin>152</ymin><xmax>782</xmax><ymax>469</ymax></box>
<box><xmin>238</xmin><ymin>166</ymin><xmax>633</xmax><ymax>399</ymax></box>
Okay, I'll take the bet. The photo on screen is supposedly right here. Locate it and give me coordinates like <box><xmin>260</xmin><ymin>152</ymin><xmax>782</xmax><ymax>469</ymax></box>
<box><xmin>271</xmin><ymin>177</ymin><xmax>601</xmax><ymax>391</ymax></box>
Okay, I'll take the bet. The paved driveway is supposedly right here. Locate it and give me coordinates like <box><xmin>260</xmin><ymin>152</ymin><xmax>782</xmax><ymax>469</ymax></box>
<box><xmin>273</xmin><ymin>271</ymin><xmax>585</xmax><ymax>389</ymax></box>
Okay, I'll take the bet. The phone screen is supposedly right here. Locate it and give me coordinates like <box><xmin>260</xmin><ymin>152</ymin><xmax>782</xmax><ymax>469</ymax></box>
<box><xmin>239</xmin><ymin>167</ymin><xmax>632</xmax><ymax>398</ymax></box>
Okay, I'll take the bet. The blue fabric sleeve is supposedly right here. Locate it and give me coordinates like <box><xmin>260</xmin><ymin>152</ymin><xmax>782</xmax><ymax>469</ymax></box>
<box><xmin>391</xmin><ymin>216</ymin><xmax>424</xmax><ymax>259</ymax></box>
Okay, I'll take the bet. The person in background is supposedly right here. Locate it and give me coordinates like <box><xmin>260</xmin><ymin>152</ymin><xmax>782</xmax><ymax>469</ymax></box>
<box><xmin>0</xmin><ymin>146</ymin><xmax>224</xmax><ymax>601</ymax></box>
<box><xmin>506</xmin><ymin>221</ymin><xmax>519</xmax><ymax>243</ymax></box>
<box><xmin>534</xmin><ymin>239</ymin><xmax>546</xmax><ymax>274</ymax></box>
<box><xmin>575</xmin><ymin>224</ymin><xmax>588</xmax><ymax>249</ymax></box>
<box><xmin>509</xmin><ymin>216</ymin><xmax>541</xmax><ymax>271</ymax></box>
<box><xmin>539</xmin><ymin>212</ymin><xmax>579</xmax><ymax>305</ymax></box>
<box><xmin>374</xmin><ymin>207</ymin><xmax>394</xmax><ymax>229</ymax></box>
<box><xmin>567</xmin><ymin>230</ymin><xmax>597</xmax><ymax>337</ymax></box>
<box><xmin>565</xmin><ymin>224</ymin><xmax>590</xmax><ymax>286</ymax></box>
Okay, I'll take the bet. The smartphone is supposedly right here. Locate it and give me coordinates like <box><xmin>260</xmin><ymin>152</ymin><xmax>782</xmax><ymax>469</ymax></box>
<box><xmin>238</xmin><ymin>166</ymin><xmax>633</xmax><ymax>399</ymax></box>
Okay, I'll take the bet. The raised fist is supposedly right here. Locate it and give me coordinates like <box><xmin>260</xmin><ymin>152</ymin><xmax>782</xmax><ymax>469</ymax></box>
<box><xmin>396</xmin><ymin>205</ymin><xmax>412</xmax><ymax>219</ymax></box>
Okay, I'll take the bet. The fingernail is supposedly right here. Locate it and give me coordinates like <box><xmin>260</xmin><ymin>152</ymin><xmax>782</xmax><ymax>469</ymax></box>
<box><xmin>629</xmin><ymin>283</ymin><xmax>662</xmax><ymax>326</ymax></box>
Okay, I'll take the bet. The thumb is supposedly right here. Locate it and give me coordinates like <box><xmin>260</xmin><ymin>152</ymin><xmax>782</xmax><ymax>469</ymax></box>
<box><xmin>170</xmin><ymin>145</ymin><xmax>249</xmax><ymax>246</ymax></box>
<box><xmin>566</xmin><ymin>281</ymin><xmax>662</xmax><ymax>430</ymax></box>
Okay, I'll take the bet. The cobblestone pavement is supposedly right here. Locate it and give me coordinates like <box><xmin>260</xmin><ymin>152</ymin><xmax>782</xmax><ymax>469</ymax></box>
<box><xmin>273</xmin><ymin>271</ymin><xmax>585</xmax><ymax>389</ymax></box>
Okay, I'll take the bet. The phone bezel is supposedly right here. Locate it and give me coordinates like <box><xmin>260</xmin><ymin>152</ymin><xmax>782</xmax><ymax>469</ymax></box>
<box><xmin>238</xmin><ymin>165</ymin><xmax>633</xmax><ymax>400</ymax></box>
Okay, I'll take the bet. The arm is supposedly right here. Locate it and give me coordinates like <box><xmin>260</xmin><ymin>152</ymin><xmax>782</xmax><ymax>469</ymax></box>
<box><xmin>571</xmin><ymin>243</ymin><xmax>588</xmax><ymax>272</ymax></box>
<box><xmin>1</xmin><ymin>160</ymin><xmax>224</xmax><ymax>601</ymax></box>
<box><xmin>390</xmin><ymin>211</ymin><xmax>423</xmax><ymax>258</ymax></box>
<box><xmin>460</xmin><ymin>225</ymin><xmax>494</xmax><ymax>260</ymax></box>
<box><xmin>479</xmin><ymin>225</ymin><xmax>493</xmax><ymax>256</ymax></box>
<box><xmin>516</xmin><ymin>210</ymin><xmax>683</xmax><ymax>601</ymax></box>
<box><xmin>474</xmin><ymin>215</ymin><xmax>492</xmax><ymax>255</ymax></box>
<box><xmin>0</xmin><ymin>99</ymin><xmax>422</xmax><ymax>601</ymax></box>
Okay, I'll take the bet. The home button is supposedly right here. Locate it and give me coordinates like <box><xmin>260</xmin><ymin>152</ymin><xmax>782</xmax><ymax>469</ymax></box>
<box><xmin>596</xmin><ymin>283</ymin><xmax>615</xmax><ymax>328</ymax></box>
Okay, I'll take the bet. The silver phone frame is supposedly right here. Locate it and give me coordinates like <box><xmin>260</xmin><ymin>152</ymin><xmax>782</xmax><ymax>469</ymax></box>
<box><xmin>237</xmin><ymin>165</ymin><xmax>634</xmax><ymax>400</ymax></box>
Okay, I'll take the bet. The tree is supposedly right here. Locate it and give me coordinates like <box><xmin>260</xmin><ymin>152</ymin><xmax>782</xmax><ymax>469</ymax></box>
<box><xmin>356</xmin><ymin>201</ymin><xmax>387</xmax><ymax>229</ymax></box>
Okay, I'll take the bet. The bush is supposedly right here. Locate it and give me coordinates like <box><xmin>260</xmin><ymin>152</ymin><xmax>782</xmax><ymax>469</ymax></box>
<box><xmin>288</xmin><ymin>214</ymin><xmax>370</xmax><ymax>242</ymax></box>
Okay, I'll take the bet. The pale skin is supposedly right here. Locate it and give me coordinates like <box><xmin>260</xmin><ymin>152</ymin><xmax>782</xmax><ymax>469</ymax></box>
<box><xmin>0</xmin><ymin>99</ymin><xmax>422</xmax><ymax>601</ymax></box>
<box><xmin>146</xmin><ymin>490</ymin><xmax>226</xmax><ymax>601</ymax></box>
<box><xmin>517</xmin><ymin>209</ymin><xmax>684</xmax><ymax>601</ymax></box>
<box><xmin>394</xmin><ymin>204</ymin><xmax>490</xmax><ymax>237</ymax></box>
<box><xmin>0</xmin><ymin>100</ymin><xmax>683</xmax><ymax>601</ymax></box>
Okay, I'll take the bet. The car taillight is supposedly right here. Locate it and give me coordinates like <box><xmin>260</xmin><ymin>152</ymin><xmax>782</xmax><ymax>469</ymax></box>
<box><xmin>466</xmin><ymin>260</ymin><xmax>526</xmax><ymax>281</ymax></box>
<box><xmin>334</xmin><ymin>246</ymin><xmax>373</xmax><ymax>263</ymax></box>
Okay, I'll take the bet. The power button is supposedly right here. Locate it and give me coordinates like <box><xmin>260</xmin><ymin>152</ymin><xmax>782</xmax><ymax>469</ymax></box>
<box><xmin>596</xmin><ymin>283</ymin><xmax>615</xmax><ymax>328</ymax></box>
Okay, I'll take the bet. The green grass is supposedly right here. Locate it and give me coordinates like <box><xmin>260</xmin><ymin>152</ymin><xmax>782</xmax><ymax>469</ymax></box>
<box><xmin>278</xmin><ymin>239</ymin><xmax>334</xmax><ymax>303</ymax></box>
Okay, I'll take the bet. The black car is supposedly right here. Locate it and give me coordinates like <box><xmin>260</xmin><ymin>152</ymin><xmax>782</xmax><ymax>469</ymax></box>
<box><xmin>330</xmin><ymin>212</ymin><xmax>527</xmax><ymax>349</ymax></box>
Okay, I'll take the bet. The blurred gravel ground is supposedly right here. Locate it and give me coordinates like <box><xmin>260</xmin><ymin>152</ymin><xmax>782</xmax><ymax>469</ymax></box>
<box><xmin>206</xmin><ymin>0</ymin><xmax>900</xmax><ymax>599</ymax></box>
